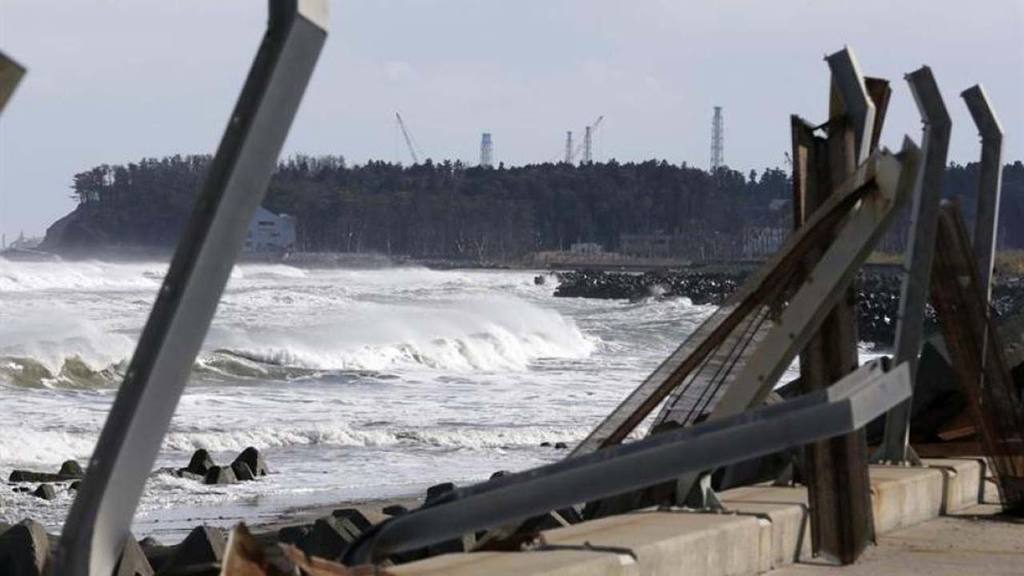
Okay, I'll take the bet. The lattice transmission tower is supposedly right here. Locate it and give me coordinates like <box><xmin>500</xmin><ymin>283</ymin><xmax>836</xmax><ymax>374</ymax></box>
<box><xmin>710</xmin><ymin>106</ymin><xmax>724</xmax><ymax>170</ymax></box>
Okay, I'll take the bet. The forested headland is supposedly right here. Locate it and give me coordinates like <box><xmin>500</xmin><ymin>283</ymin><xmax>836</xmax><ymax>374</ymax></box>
<box><xmin>41</xmin><ymin>155</ymin><xmax>1024</xmax><ymax>262</ymax></box>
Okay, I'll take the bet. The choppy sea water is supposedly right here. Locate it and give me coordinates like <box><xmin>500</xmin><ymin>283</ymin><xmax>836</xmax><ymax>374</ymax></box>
<box><xmin>1</xmin><ymin>259</ymin><xmax>733</xmax><ymax>541</ymax></box>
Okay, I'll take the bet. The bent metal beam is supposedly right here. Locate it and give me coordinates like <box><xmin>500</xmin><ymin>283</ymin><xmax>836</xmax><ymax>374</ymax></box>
<box><xmin>344</xmin><ymin>359</ymin><xmax>911</xmax><ymax>565</ymax></box>
<box><xmin>878</xmin><ymin>66</ymin><xmax>951</xmax><ymax>464</ymax></box>
<box><xmin>53</xmin><ymin>3</ymin><xmax>329</xmax><ymax>575</ymax></box>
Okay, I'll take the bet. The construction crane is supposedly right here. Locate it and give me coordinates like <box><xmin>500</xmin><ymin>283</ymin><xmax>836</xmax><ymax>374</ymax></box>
<box><xmin>551</xmin><ymin>115</ymin><xmax>604</xmax><ymax>164</ymax></box>
<box><xmin>395</xmin><ymin>112</ymin><xmax>420</xmax><ymax>165</ymax></box>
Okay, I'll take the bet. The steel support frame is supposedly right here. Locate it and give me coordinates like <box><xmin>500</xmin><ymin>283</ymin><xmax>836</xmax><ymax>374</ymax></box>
<box><xmin>929</xmin><ymin>203</ymin><xmax>1024</xmax><ymax>511</ymax></box>
<box><xmin>961</xmin><ymin>85</ymin><xmax>1003</xmax><ymax>305</ymax></box>
<box><xmin>54</xmin><ymin>3</ymin><xmax>329</xmax><ymax>574</ymax></box>
<box><xmin>708</xmin><ymin>145</ymin><xmax>918</xmax><ymax>419</ymax></box>
<box><xmin>878</xmin><ymin>66</ymin><xmax>951</xmax><ymax>464</ymax></box>
<box><xmin>344</xmin><ymin>360</ymin><xmax>911</xmax><ymax>565</ymax></box>
<box><xmin>571</xmin><ymin>154</ymin><xmax>881</xmax><ymax>457</ymax></box>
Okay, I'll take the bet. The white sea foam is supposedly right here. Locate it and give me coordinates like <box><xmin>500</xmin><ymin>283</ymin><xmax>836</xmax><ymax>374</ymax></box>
<box><xmin>0</xmin><ymin>262</ymin><xmax>697</xmax><ymax>540</ymax></box>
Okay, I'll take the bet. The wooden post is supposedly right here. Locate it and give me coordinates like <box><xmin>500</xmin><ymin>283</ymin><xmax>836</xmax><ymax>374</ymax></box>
<box><xmin>789</xmin><ymin>61</ymin><xmax>888</xmax><ymax>564</ymax></box>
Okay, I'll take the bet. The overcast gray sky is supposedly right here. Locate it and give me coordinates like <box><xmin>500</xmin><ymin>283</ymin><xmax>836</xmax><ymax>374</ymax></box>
<box><xmin>1</xmin><ymin>0</ymin><xmax>1022</xmax><ymax>239</ymax></box>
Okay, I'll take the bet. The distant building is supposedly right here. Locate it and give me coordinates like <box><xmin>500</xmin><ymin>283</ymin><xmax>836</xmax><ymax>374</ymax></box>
<box><xmin>245</xmin><ymin>207</ymin><xmax>296</xmax><ymax>253</ymax></box>
<box><xmin>570</xmin><ymin>242</ymin><xmax>603</xmax><ymax>255</ymax></box>
<box><xmin>619</xmin><ymin>234</ymin><xmax>671</xmax><ymax>258</ymax></box>
<box><xmin>742</xmin><ymin>226</ymin><xmax>787</xmax><ymax>259</ymax></box>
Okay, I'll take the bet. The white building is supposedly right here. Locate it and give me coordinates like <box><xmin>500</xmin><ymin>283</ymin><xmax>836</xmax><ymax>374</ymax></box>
<box><xmin>245</xmin><ymin>207</ymin><xmax>296</xmax><ymax>253</ymax></box>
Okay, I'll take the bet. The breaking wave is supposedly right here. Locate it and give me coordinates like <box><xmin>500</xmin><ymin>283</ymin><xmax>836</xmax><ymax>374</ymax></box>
<box><xmin>1</xmin><ymin>292</ymin><xmax>594</xmax><ymax>388</ymax></box>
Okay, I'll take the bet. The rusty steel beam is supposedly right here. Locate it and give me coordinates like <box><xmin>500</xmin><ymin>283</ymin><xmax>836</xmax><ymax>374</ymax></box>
<box><xmin>53</xmin><ymin>3</ymin><xmax>329</xmax><ymax>574</ymax></box>
<box><xmin>929</xmin><ymin>202</ymin><xmax>1024</xmax><ymax>513</ymax></box>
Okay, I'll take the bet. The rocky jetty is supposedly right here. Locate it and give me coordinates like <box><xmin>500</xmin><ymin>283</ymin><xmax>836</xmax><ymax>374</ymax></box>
<box><xmin>172</xmin><ymin>447</ymin><xmax>269</xmax><ymax>486</ymax></box>
<box><xmin>554</xmin><ymin>269</ymin><xmax>1024</xmax><ymax>346</ymax></box>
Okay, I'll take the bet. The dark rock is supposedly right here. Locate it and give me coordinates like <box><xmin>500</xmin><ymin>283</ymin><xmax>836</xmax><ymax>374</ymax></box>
<box><xmin>113</xmin><ymin>535</ymin><xmax>154</xmax><ymax>576</ymax></box>
<box><xmin>173</xmin><ymin>469</ymin><xmax>204</xmax><ymax>482</ymax></box>
<box><xmin>185</xmin><ymin>449</ymin><xmax>215</xmax><ymax>476</ymax></box>
<box><xmin>68</xmin><ymin>481</ymin><xmax>81</xmax><ymax>491</ymax></box>
<box><xmin>539</xmin><ymin>442</ymin><xmax>552</xmax><ymax>447</ymax></box>
<box><xmin>331</xmin><ymin>508</ymin><xmax>371</xmax><ymax>534</ymax></box>
<box><xmin>277</xmin><ymin>525</ymin><xmax>310</xmax><ymax>545</ymax></box>
<box><xmin>382</xmin><ymin>504</ymin><xmax>408</xmax><ymax>517</ymax></box>
<box><xmin>8</xmin><ymin>471</ymin><xmax>62</xmax><ymax>483</ymax></box>
<box><xmin>0</xmin><ymin>519</ymin><xmax>50</xmax><ymax>575</ymax></box>
<box><xmin>425</xmin><ymin>482</ymin><xmax>455</xmax><ymax>504</ymax></box>
<box><xmin>161</xmin><ymin>525</ymin><xmax>225</xmax><ymax>575</ymax></box>
<box><xmin>534</xmin><ymin>275</ymin><xmax>546</xmax><ymax>285</ymax></box>
<box><xmin>32</xmin><ymin>484</ymin><xmax>56</xmax><ymax>501</ymax></box>
<box><xmin>58</xmin><ymin>460</ymin><xmax>84</xmax><ymax>478</ymax></box>
<box><xmin>554</xmin><ymin>441</ymin><xmax>568</xmax><ymax>450</ymax></box>
<box><xmin>298</xmin><ymin>517</ymin><xmax>354</xmax><ymax>561</ymax></box>
<box><xmin>230</xmin><ymin>460</ymin><xmax>255</xmax><ymax>482</ymax></box>
<box><xmin>490</xmin><ymin>470</ymin><xmax>510</xmax><ymax>479</ymax></box>
<box><xmin>203</xmin><ymin>466</ymin><xmax>237</xmax><ymax>486</ymax></box>
<box><xmin>12</xmin><ymin>486</ymin><xmax>31</xmax><ymax>493</ymax></box>
<box><xmin>231</xmin><ymin>447</ymin><xmax>269</xmax><ymax>477</ymax></box>
<box><xmin>138</xmin><ymin>536</ymin><xmax>161</xmax><ymax>549</ymax></box>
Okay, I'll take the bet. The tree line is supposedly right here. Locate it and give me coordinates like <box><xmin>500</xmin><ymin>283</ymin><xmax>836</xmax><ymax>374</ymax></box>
<box><xmin>48</xmin><ymin>154</ymin><xmax>1024</xmax><ymax>261</ymax></box>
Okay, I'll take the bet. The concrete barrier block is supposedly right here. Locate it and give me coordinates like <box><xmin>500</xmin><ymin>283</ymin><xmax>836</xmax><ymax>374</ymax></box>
<box><xmin>390</xmin><ymin>549</ymin><xmax>638</xmax><ymax>576</ymax></box>
<box><xmin>922</xmin><ymin>458</ymin><xmax>983</xmax><ymax>513</ymax></box>
<box><xmin>719</xmin><ymin>500</ymin><xmax>810</xmax><ymax>569</ymax></box>
<box><xmin>716</xmin><ymin>485</ymin><xmax>808</xmax><ymax>507</ymax></box>
<box><xmin>868</xmin><ymin>465</ymin><xmax>944</xmax><ymax>533</ymax></box>
<box><xmin>541</xmin><ymin>510</ymin><xmax>762</xmax><ymax>576</ymax></box>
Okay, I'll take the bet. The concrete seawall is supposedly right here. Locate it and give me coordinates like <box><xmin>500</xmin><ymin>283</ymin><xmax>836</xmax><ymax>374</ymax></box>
<box><xmin>392</xmin><ymin>458</ymin><xmax>994</xmax><ymax>576</ymax></box>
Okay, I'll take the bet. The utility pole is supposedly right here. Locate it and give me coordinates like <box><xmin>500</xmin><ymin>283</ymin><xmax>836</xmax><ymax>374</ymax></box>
<box><xmin>564</xmin><ymin>131</ymin><xmax>574</xmax><ymax>164</ymax></box>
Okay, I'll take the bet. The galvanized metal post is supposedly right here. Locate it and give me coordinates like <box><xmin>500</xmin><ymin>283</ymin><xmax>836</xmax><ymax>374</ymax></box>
<box><xmin>879</xmin><ymin>66</ymin><xmax>951</xmax><ymax>464</ymax></box>
<box><xmin>53</xmin><ymin>3</ymin><xmax>328</xmax><ymax>575</ymax></box>
<box><xmin>961</xmin><ymin>85</ymin><xmax>1003</xmax><ymax>305</ymax></box>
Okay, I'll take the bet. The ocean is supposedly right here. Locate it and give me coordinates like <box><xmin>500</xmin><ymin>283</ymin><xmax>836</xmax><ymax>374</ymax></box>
<box><xmin>1</xmin><ymin>259</ymin><xmax>729</xmax><ymax>541</ymax></box>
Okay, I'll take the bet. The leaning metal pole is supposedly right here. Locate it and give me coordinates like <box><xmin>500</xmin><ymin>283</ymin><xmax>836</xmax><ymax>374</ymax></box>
<box><xmin>878</xmin><ymin>66</ymin><xmax>951</xmax><ymax>464</ymax></box>
<box><xmin>961</xmin><ymin>85</ymin><xmax>1003</xmax><ymax>305</ymax></box>
<box><xmin>53</xmin><ymin>3</ymin><xmax>328</xmax><ymax>575</ymax></box>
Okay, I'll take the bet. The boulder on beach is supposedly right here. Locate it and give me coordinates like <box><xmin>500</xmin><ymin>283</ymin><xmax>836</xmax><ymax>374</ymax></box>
<box><xmin>332</xmin><ymin>508</ymin><xmax>372</xmax><ymax>535</ymax></box>
<box><xmin>230</xmin><ymin>460</ymin><xmax>255</xmax><ymax>482</ymax></box>
<box><xmin>0</xmin><ymin>519</ymin><xmax>50</xmax><ymax>576</ymax></box>
<box><xmin>425</xmin><ymin>482</ymin><xmax>455</xmax><ymax>504</ymax></box>
<box><xmin>58</xmin><ymin>460</ymin><xmax>84</xmax><ymax>478</ymax></box>
<box><xmin>232</xmin><ymin>447</ymin><xmax>269</xmax><ymax>477</ymax></box>
<box><xmin>31</xmin><ymin>484</ymin><xmax>55</xmax><ymax>501</ymax></box>
<box><xmin>162</xmin><ymin>525</ymin><xmax>226</xmax><ymax>574</ymax></box>
<box><xmin>9</xmin><ymin>471</ymin><xmax>54</xmax><ymax>483</ymax></box>
<box><xmin>277</xmin><ymin>525</ymin><xmax>311</xmax><ymax>545</ymax></box>
<box><xmin>298</xmin><ymin>517</ymin><xmax>353</xmax><ymax>561</ymax></box>
<box><xmin>184</xmin><ymin>449</ymin><xmax>215</xmax><ymax>476</ymax></box>
<box><xmin>382</xmin><ymin>504</ymin><xmax>408</xmax><ymax>517</ymax></box>
<box><xmin>113</xmin><ymin>534</ymin><xmax>154</xmax><ymax>576</ymax></box>
<box><xmin>203</xmin><ymin>466</ymin><xmax>237</xmax><ymax>486</ymax></box>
